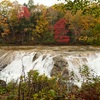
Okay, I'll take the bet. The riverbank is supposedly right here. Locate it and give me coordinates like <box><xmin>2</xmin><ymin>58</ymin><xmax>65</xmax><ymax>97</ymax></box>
<box><xmin>0</xmin><ymin>45</ymin><xmax>100</xmax><ymax>51</ymax></box>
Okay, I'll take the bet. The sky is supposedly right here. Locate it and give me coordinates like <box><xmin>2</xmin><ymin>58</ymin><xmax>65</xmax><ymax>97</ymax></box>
<box><xmin>0</xmin><ymin>0</ymin><xmax>65</xmax><ymax>6</ymax></box>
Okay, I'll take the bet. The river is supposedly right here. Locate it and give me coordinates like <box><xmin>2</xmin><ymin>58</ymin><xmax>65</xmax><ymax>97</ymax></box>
<box><xmin>0</xmin><ymin>46</ymin><xmax>100</xmax><ymax>86</ymax></box>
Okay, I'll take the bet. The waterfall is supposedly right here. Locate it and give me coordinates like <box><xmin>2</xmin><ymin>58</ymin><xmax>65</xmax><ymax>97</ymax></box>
<box><xmin>0</xmin><ymin>51</ymin><xmax>54</xmax><ymax>83</ymax></box>
<box><xmin>65</xmin><ymin>52</ymin><xmax>100</xmax><ymax>86</ymax></box>
<box><xmin>0</xmin><ymin>46</ymin><xmax>100</xmax><ymax>86</ymax></box>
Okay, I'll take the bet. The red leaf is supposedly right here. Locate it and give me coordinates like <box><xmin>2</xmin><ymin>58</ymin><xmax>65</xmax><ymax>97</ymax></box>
<box><xmin>18</xmin><ymin>6</ymin><xmax>30</xmax><ymax>19</ymax></box>
<box><xmin>54</xmin><ymin>18</ymin><xmax>70</xmax><ymax>43</ymax></box>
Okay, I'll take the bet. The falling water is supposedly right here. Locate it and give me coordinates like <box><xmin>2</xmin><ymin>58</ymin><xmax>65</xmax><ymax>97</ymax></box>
<box><xmin>0</xmin><ymin>46</ymin><xmax>100</xmax><ymax>86</ymax></box>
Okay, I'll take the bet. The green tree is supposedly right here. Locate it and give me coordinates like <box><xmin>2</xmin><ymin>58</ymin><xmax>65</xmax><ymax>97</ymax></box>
<box><xmin>34</xmin><ymin>14</ymin><xmax>49</xmax><ymax>41</ymax></box>
<box><xmin>27</xmin><ymin>0</ymin><xmax>34</xmax><ymax>10</ymax></box>
<box><xmin>64</xmin><ymin>0</ymin><xmax>89</xmax><ymax>14</ymax></box>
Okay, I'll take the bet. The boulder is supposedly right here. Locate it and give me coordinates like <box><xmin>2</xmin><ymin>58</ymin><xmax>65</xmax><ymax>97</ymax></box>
<box><xmin>32</xmin><ymin>53</ymin><xmax>40</xmax><ymax>61</ymax></box>
<box><xmin>0</xmin><ymin>80</ymin><xmax>6</xmax><ymax>88</ymax></box>
<box><xmin>61</xmin><ymin>68</ymin><xmax>69</xmax><ymax>79</ymax></box>
<box><xmin>51</xmin><ymin>56</ymin><xmax>68</xmax><ymax>77</ymax></box>
<box><xmin>0</xmin><ymin>64</ymin><xmax>7</xmax><ymax>71</ymax></box>
<box><xmin>53</xmin><ymin>56</ymin><xmax>68</xmax><ymax>68</ymax></box>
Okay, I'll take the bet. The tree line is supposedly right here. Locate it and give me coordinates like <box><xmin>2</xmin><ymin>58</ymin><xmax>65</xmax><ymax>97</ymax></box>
<box><xmin>0</xmin><ymin>0</ymin><xmax>100</xmax><ymax>45</ymax></box>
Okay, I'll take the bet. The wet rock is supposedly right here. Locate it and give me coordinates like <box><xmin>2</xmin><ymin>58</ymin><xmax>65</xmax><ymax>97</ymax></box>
<box><xmin>0</xmin><ymin>80</ymin><xmax>6</xmax><ymax>88</ymax></box>
<box><xmin>51</xmin><ymin>56</ymin><xmax>68</xmax><ymax>77</ymax></box>
<box><xmin>0</xmin><ymin>64</ymin><xmax>7</xmax><ymax>71</ymax></box>
<box><xmin>53</xmin><ymin>56</ymin><xmax>68</xmax><ymax>68</ymax></box>
<box><xmin>61</xmin><ymin>68</ymin><xmax>69</xmax><ymax>79</ymax></box>
<box><xmin>32</xmin><ymin>53</ymin><xmax>40</xmax><ymax>61</ymax></box>
<box><xmin>2</xmin><ymin>64</ymin><xmax>7</xmax><ymax>69</ymax></box>
<box><xmin>51</xmin><ymin>66</ymin><xmax>61</xmax><ymax>77</ymax></box>
<box><xmin>42</xmin><ymin>55</ymin><xmax>46</xmax><ymax>60</ymax></box>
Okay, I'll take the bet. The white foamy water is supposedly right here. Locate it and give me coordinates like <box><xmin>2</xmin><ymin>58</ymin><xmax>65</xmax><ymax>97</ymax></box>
<box><xmin>0</xmin><ymin>51</ymin><xmax>54</xmax><ymax>83</ymax></box>
<box><xmin>0</xmin><ymin>46</ymin><xmax>100</xmax><ymax>86</ymax></box>
<box><xmin>65</xmin><ymin>52</ymin><xmax>100</xmax><ymax>86</ymax></box>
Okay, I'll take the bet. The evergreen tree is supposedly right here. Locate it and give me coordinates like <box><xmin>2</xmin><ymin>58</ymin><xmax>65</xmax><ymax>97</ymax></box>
<box><xmin>27</xmin><ymin>0</ymin><xmax>34</xmax><ymax>9</ymax></box>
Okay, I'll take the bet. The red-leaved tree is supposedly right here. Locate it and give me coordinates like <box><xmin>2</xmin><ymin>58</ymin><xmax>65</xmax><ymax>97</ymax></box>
<box><xmin>54</xmin><ymin>18</ymin><xmax>70</xmax><ymax>43</ymax></box>
<box><xmin>18</xmin><ymin>6</ymin><xmax>30</xmax><ymax>19</ymax></box>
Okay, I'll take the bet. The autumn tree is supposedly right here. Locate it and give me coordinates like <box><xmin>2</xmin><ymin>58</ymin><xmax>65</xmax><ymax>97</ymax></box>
<box><xmin>18</xmin><ymin>6</ymin><xmax>30</xmax><ymax>19</ymax></box>
<box><xmin>47</xmin><ymin>4</ymin><xmax>66</xmax><ymax>27</ymax></box>
<box><xmin>0</xmin><ymin>0</ymin><xmax>99</xmax><ymax>45</ymax></box>
<box><xmin>54</xmin><ymin>18</ymin><xmax>70</xmax><ymax>43</ymax></box>
<box><xmin>0</xmin><ymin>0</ymin><xmax>13</xmax><ymax>44</ymax></box>
<box><xmin>7</xmin><ymin>2</ymin><xmax>33</xmax><ymax>44</ymax></box>
<box><xmin>64</xmin><ymin>10</ymin><xmax>100</xmax><ymax>44</ymax></box>
<box><xmin>34</xmin><ymin>9</ymin><xmax>49</xmax><ymax>42</ymax></box>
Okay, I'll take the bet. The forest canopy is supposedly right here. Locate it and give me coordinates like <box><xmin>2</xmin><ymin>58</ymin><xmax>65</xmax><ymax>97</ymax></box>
<box><xmin>0</xmin><ymin>0</ymin><xmax>100</xmax><ymax>45</ymax></box>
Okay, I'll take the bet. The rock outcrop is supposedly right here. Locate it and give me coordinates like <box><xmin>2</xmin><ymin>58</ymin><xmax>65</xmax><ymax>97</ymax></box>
<box><xmin>0</xmin><ymin>80</ymin><xmax>6</xmax><ymax>88</ymax></box>
<box><xmin>51</xmin><ymin>56</ymin><xmax>68</xmax><ymax>77</ymax></box>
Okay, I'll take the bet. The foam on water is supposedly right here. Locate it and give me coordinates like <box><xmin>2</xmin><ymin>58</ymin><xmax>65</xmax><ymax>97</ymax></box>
<box><xmin>65</xmin><ymin>52</ymin><xmax>100</xmax><ymax>86</ymax></box>
<box><xmin>0</xmin><ymin>51</ymin><xmax>54</xmax><ymax>83</ymax></box>
<box><xmin>0</xmin><ymin>48</ymin><xmax>100</xmax><ymax>86</ymax></box>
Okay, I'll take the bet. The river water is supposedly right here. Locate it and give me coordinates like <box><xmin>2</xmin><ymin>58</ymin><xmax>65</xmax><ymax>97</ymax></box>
<box><xmin>0</xmin><ymin>46</ymin><xmax>100</xmax><ymax>86</ymax></box>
